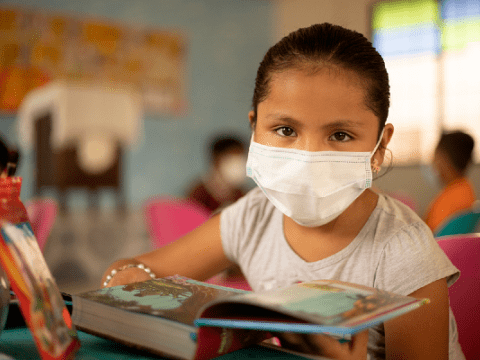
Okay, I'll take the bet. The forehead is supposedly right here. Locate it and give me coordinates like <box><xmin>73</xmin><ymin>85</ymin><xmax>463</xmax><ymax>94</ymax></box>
<box><xmin>268</xmin><ymin>66</ymin><xmax>367</xmax><ymax>101</ymax></box>
<box><xmin>258</xmin><ymin>68</ymin><xmax>376</xmax><ymax>125</ymax></box>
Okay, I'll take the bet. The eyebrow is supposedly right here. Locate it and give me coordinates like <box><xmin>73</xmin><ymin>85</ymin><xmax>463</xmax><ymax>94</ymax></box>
<box><xmin>264</xmin><ymin>113</ymin><xmax>304</xmax><ymax>128</ymax></box>
<box><xmin>322</xmin><ymin>120</ymin><xmax>366</xmax><ymax>131</ymax></box>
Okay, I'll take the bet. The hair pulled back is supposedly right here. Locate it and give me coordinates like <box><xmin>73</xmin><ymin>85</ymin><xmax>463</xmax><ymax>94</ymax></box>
<box><xmin>252</xmin><ymin>23</ymin><xmax>390</xmax><ymax>137</ymax></box>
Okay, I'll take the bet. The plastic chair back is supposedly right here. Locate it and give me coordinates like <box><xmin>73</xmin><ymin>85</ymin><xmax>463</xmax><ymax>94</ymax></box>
<box><xmin>24</xmin><ymin>198</ymin><xmax>58</xmax><ymax>251</ymax></box>
<box><xmin>206</xmin><ymin>270</ymin><xmax>252</xmax><ymax>291</ymax></box>
<box><xmin>388</xmin><ymin>191</ymin><xmax>418</xmax><ymax>212</ymax></box>
<box><xmin>436</xmin><ymin>234</ymin><xmax>480</xmax><ymax>359</ymax></box>
<box><xmin>144</xmin><ymin>196</ymin><xmax>253</xmax><ymax>291</ymax></box>
<box><xmin>144</xmin><ymin>196</ymin><xmax>211</xmax><ymax>248</ymax></box>
<box><xmin>435</xmin><ymin>210</ymin><xmax>480</xmax><ymax>237</ymax></box>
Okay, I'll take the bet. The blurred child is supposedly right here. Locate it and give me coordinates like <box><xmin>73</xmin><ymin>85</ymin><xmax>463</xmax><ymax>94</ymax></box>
<box><xmin>186</xmin><ymin>135</ymin><xmax>247</xmax><ymax>213</ymax></box>
<box><xmin>102</xmin><ymin>24</ymin><xmax>463</xmax><ymax>359</ymax></box>
<box><xmin>424</xmin><ymin>131</ymin><xmax>476</xmax><ymax>233</ymax></box>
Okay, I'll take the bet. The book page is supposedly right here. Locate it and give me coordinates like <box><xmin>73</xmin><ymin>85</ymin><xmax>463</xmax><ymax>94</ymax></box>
<box><xmin>197</xmin><ymin>279</ymin><xmax>428</xmax><ymax>331</ymax></box>
<box><xmin>76</xmin><ymin>276</ymin><xmax>242</xmax><ymax>326</ymax></box>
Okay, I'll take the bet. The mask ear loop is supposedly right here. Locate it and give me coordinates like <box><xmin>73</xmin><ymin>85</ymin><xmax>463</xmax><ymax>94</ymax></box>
<box><xmin>371</xmin><ymin>128</ymin><xmax>385</xmax><ymax>174</ymax></box>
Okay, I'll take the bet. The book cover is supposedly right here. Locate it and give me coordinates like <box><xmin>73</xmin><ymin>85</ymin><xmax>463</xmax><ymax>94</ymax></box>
<box><xmin>0</xmin><ymin>222</ymin><xmax>80</xmax><ymax>359</ymax></box>
<box><xmin>72</xmin><ymin>276</ymin><xmax>270</xmax><ymax>360</ymax></box>
<box><xmin>0</xmin><ymin>177</ymin><xmax>80</xmax><ymax>360</ymax></box>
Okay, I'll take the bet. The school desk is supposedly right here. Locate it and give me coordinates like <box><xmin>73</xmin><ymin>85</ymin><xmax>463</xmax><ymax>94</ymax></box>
<box><xmin>0</xmin><ymin>327</ymin><xmax>322</xmax><ymax>359</ymax></box>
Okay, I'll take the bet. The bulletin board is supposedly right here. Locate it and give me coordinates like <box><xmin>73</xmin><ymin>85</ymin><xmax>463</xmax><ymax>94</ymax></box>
<box><xmin>0</xmin><ymin>7</ymin><xmax>187</xmax><ymax>115</ymax></box>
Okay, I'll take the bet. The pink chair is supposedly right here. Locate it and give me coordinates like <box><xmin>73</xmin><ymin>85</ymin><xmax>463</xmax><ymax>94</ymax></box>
<box><xmin>24</xmin><ymin>198</ymin><xmax>58</xmax><ymax>251</ymax></box>
<box><xmin>388</xmin><ymin>191</ymin><xmax>418</xmax><ymax>212</ymax></box>
<box><xmin>143</xmin><ymin>196</ymin><xmax>211</xmax><ymax>248</ymax></box>
<box><xmin>143</xmin><ymin>196</ymin><xmax>252</xmax><ymax>291</ymax></box>
<box><xmin>436</xmin><ymin>234</ymin><xmax>480</xmax><ymax>359</ymax></box>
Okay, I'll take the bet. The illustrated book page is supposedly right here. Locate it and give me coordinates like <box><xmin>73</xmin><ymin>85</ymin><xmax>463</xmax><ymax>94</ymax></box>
<box><xmin>72</xmin><ymin>276</ymin><xmax>269</xmax><ymax>360</ymax></box>
<box><xmin>195</xmin><ymin>279</ymin><xmax>429</xmax><ymax>335</ymax></box>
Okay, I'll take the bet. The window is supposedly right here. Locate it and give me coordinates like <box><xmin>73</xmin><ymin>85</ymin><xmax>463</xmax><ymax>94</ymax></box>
<box><xmin>372</xmin><ymin>0</ymin><xmax>480</xmax><ymax>163</ymax></box>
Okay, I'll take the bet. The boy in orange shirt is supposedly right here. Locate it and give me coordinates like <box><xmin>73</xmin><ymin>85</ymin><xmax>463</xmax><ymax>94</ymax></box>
<box><xmin>424</xmin><ymin>131</ymin><xmax>476</xmax><ymax>233</ymax></box>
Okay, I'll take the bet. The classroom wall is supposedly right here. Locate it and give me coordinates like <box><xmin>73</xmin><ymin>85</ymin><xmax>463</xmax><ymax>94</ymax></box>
<box><xmin>0</xmin><ymin>0</ymin><xmax>275</xmax><ymax>291</ymax></box>
<box><xmin>1</xmin><ymin>0</ymin><xmax>479</xmax><ymax>217</ymax></box>
<box><xmin>0</xmin><ymin>0</ymin><xmax>273</xmax><ymax>208</ymax></box>
<box><xmin>273</xmin><ymin>0</ymin><xmax>374</xmax><ymax>41</ymax></box>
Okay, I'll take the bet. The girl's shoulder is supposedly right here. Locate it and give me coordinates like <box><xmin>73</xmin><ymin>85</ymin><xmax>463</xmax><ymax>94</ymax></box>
<box><xmin>372</xmin><ymin>194</ymin><xmax>459</xmax><ymax>294</ymax></box>
<box><xmin>219</xmin><ymin>187</ymin><xmax>281</xmax><ymax>262</ymax></box>
<box><xmin>376</xmin><ymin>193</ymin><xmax>426</xmax><ymax>229</ymax></box>
<box><xmin>372</xmin><ymin>194</ymin><xmax>434</xmax><ymax>245</ymax></box>
<box><xmin>226</xmin><ymin>186</ymin><xmax>276</xmax><ymax>218</ymax></box>
<box><xmin>220</xmin><ymin>187</ymin><xmax>280</xmax><ymax>238</ymax></box>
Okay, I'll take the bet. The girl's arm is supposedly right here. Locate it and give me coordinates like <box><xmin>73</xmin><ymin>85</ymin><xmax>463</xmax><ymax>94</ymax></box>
<box><xmin>275</xmin><ymin>331</ymin><xmax>369</xmax><ymax>360</ymax></box>
<box><xmin>385</xmin><ymin>278</ymin><xmax>449</xmax><ymax>360</ymax></box>
<box><xmin>101</xmin><ymin>214</ymin><xmax>234</xmax><ymax>287</ymax></box>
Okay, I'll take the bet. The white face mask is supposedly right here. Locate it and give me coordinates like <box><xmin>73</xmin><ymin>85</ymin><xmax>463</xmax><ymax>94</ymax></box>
<box><xmin>218</xmin><ymin>154</ymin><xmax>247</xmax><ymax>187</ymax></box>
<box><xmin>246</xmin><ymin>131</ymin><xmax>384</xmax><ymax>227</ymax></box>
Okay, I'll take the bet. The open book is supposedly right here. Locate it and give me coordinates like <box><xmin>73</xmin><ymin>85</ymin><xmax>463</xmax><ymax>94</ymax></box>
<box><xmin>71</xmin><ymin>275</ymin><xmax>428</xmax><ymax>360</ymax></box>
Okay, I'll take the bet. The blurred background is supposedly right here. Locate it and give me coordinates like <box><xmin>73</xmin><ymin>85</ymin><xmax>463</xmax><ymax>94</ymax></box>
<box><xmin>0</xmin><ymin>0</ymin><xmax>479</xmax><ymax>293</ymax></box>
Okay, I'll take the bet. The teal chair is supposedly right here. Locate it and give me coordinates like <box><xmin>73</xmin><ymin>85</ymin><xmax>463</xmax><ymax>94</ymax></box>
<box><xmin>435</xmin><ymin>209</ymin><xmax>480</xmax><ymax>237</ymax></box>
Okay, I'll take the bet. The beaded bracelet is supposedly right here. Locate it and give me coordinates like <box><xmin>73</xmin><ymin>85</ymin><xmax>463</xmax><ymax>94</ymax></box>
<box><xmin>103</xmin><ymin>263</ymin><xmax>156</xmax><ymax>287</ymax></box>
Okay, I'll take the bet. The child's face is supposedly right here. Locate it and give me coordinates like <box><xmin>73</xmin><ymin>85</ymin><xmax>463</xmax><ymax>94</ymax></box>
<box><xmin>249</xmin><ymin>68</ymin><xmax>393</xmax><ymax>160</ymax></box>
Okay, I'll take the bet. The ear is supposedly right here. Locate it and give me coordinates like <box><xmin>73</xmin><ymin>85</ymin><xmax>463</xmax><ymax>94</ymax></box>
<box><xmin>372</xmin><ymin>123</ymin><xmax>394</xmax><ymax>167</ymax></box>
<box><xmin>248</xmin><ymin>110</ymin><xmax>256</xmax><ymax>130</ymax></box>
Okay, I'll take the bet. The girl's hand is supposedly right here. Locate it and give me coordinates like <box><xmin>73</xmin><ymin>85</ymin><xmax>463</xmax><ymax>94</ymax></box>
<box><xmin>104</xmin><ymin>267</ymin><xmax>153</xmax><ymax>288</ymax></box>
<box><xmin>275</xmin><ymin>331</ymin><xmax>368</xmax><ymax>360</ymax></box>
<box><xmin>101</xmin><ymin>259</ymin><xmax>153</xmax><ymax>288</ymax></box>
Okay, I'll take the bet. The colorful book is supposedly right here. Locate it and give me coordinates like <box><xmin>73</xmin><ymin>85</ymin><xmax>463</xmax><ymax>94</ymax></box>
<box><xmin>0</xmin><ymin>221</ymin><xmax>81</xmax><ymax>359</ymax></box>
<box><xmin>71</xmin><ymin>276</ymin><xmax>429</xmax><ymax>360</ymax></box>
<box><xmin>0</xmin><ymin>178</ymin><xmax>80</xmax><ymax>359</ymax></box>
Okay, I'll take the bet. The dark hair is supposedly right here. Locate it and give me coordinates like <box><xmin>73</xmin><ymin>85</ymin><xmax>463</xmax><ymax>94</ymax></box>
<box><xmin>252</xmin><ymin>23</ymin><xmax>390</xmax><ymax>139</ymax></box>
<box><xmin>436</xmin><ymin>131</ymin><xmax>475</xmax><ymax>174</ymax></box>
<box><xmin>0</xmin><ymin>135</ymin><xmax>20</xmax><ymax>176</ymax></box>
<box><xmin>209</xmin><ymin>135</ymin><xmax>245</xmax><ymax>163</ymax></box>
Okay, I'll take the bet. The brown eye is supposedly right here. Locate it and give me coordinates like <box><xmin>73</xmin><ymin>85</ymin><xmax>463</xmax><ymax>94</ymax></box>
<box><xmin>329</xmin><ymin>132</ymin><xmax>351</xmax><ymax>142</ymax></box>
<box><xmin>276</xmin><ymin>127</ymin><xmax>296</xmax><ymax>137</ymax></box>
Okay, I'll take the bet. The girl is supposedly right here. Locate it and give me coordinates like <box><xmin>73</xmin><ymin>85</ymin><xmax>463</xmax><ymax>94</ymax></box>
<box><xmin>102</xmin><ymin>24</ymin><xmax>462</xmax><ymax>360</ymax></box>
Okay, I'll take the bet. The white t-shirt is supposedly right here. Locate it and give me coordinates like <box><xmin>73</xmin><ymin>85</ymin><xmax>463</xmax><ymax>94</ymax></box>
<box><xmin>220</xmin><ymin>187</ymin><xmax>464</xmax><ymax>360</ymax></box>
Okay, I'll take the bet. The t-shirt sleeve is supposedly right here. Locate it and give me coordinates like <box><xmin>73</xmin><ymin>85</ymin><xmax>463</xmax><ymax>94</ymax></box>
<box><xmin>220</xmin><ymin>187</ymin><xmax>274</xmax><ymax>266</ymax></box>
<box><xmin>374</xmin><ymin>221</ymin><xmax>460</xmax><ymax>295</ymax></box>
<box><xmin>219</xmin><ymin>198</ymin><xmax>244</xmax><ymax>264</ymax></box>
<box><xmin>219</xmin><ymin>188</ymin><xmax>261</xmax><ymax>264</ymax></box>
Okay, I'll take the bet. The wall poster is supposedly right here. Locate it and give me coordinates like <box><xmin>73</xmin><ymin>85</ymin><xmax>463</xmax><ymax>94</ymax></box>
<box><xmin>0</xmin><ymin>7</ymin><xmax>187</xmax><ymax>115</ymax></box>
